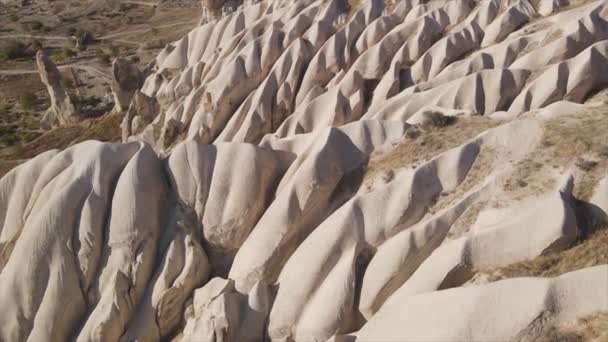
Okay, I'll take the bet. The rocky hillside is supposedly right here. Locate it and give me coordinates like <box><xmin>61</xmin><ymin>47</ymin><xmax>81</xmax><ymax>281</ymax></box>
<box><xmin>1</xmin><ymin>0</ymin><xmax>608</xmax><ymax>341</ymax></box>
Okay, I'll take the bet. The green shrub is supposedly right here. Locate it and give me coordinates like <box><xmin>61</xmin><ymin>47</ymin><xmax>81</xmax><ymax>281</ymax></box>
<box><xmin>76</xmin><ymin>30</ymin><xmax>94</xmax><ymax>47</ymax></box>
<box><xmin>95</xmin><ymin>49</ymin><xmax>111</xmax><ymax>65</ymax></box>
<box><xmin>17</xmin><ymin>92</ymin><xmax>36</xmax><ymax>110</ymax></box>
<box><xmin>422</xmin><ymin>111</ymin><xmax>458</xmax><ymax>128</ymax></box>
<box><xmin>66</xmin><ymin>27</ymin><xmax>77</xmax><ymax>36</ymax></box>
<box><xmin>21</xmin><ymin>130</ymin><xmax>40</xmax><ymax>143</ymax></box>
<box><xmin>61</xmin><ymin>47</ymin><xmax>76</xmax><ymax>59</ymax></box>
<box><xmin>30</xmin><ymin>39</ymin><xmax>43</xmax><ymax>51</ymax></box>
<box><xmin>28</xmin><ymin>21</ymin><xmax>44</xmax><ymax>31</ymax></box>
<box><xmin>75</xmin><ymin>95</ymin><xmax>101</xmax><ymax>108</ymax></box>
<box><xmin>0</xmin><ymin>133</ymin><xmax>18</xmax><ymax>146</ymax></box>
<box><xmin>64</xmin><ymin>77</ymin><xmax>75</xmax><ymax>89</ymax></box>
<box><xmin>0</xmin><ymin>104</ymin><xmax>10</xmax><ymax>116</ymax></box>
<box><xmin>1</xmin><ymin>40</ymin><xmax>28</xmax><ymax>60</ymax></box>
<box><xmin>108</xmin><ymin>45</ymin><xmax>120</xmax><ymax>57</ymax></box>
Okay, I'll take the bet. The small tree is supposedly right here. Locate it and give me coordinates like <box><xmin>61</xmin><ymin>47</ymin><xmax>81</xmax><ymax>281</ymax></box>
<box><xmin>76</xmin><ymin>30</ymin><xmax>94</xmax><ymax>47</ymax></box>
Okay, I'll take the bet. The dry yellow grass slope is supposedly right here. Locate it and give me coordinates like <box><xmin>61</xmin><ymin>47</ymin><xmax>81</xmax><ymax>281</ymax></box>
<box><xmin>481</xmin><ymin>227</ymin><xmax>608</xmax><ymax>281</ymax></box>
<box><xmin>0</xmin><ymin>112</ymin><xmax>122</xmax><ymax>177</ymax></box>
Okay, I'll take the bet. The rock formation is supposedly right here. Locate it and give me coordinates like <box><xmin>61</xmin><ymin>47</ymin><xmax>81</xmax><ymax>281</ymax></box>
<box><xmin>111</xmin><ymin>57</ymin><xmax>143</xmax><ymax>113</ymax></box>
<box><xmin>3</xmin><ymin>0</ymin><xmax>608</xmax><ymax>341</ymax></box>
<box><xmin>120</xmin><ymin>90</ymin><xmax>160</xmax><ymax>142</ymax></box>
<box><xmin>36</xmin><ymin>49</ymin><xmax>80</xmax><ymax>129</ymax></box>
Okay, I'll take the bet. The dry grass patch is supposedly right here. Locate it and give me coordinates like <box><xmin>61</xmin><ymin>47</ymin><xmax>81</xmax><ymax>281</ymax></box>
<box><xmin>481</xmin><ymin>228</ymin><xmax>608</xmax><ymax>282</ymax></box>
<box><xmin>71</xmin><ymin>112</ymin><xmax>122</xmax><ymax>144</ymax></box>
<box><xmin>500</xmin><ymin>107</ymin><xmax>608</xmax><ymax>202</ymax></box>
<box><xmin>523</xmin><ymin>312</ymin><xmax>608</xmax><ymax>342</ymax></box>
<box><xmin>0</xmin><ymin>112</ymin><xmax>122</xmax><ymax>178</ymax></box>
<box><xmin>362</xmin><ymin>116</ymin><xmax>500</xmax><ymax>188</ymax></box>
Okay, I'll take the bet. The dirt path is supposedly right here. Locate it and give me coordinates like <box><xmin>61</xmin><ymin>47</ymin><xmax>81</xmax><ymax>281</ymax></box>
<box><xmin>0</xmin><ymin>34</ymin><xmax>72</xmax><ymax>41</ymax></box>
<box><xmin>120</xmin><ymin>0</ymin><xmax>160</xmax><ymax>7</ymax></box>
<box><xmin>0</xmin><ymin>62</ymin><xmax>110</xmax><ymax>80</ymax></box>
<box><xmin>98</xmin><ymin>19</ymin><xmax>198</xmax><ymax>40</ymax></box>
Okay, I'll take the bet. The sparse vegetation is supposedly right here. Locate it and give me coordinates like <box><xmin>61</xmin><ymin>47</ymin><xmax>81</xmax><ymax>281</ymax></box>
<box><xmin>95</xmin><ymin>49</ymin><xmax>111</xmax><ymax>65</ymax></box>
<box><xmin>422</xmin><ymin>111</ymin><xmax>458</xmax><ymax>128</ymax></box>
<box><xmin>0</xmin><ymin>104</ymin><xmax>10</xmax><ymax>116</ymax></box>
<box><xmin>74</xmin><ymin>95</ymin><xmax>101</xmax><ymax>108</ymax></box>
<box><xmin>64</xmin><ymin>77</ymin><xmax>75</xmax><ymax>89</ymax></box>
<box><xmin>108</xmin><ymin>45</ymin><xmax>120</xmax><ymax>57</ymax></box>
<box><xmin>483</xmin><ymin>228</ymin><xmax>608</xmax><ymax>281</ymax></box>
<box><xmin>526</xmin><ymin>312</ymin><xmax>608</xmax><ymax>342</ymax></box>
<box><xmin>76</xmin><ymin>30</ymin><xmax>94</xmax><ymax>47</ymax></box>
<box><xmin>0</xmin><ymin>132</ymin><xmax>18</xmax><ymax>146</ymax></box>
<box><xmin>61</xmin><ymin>46</ymin><xmax>76</xmax><ymax>59</ymax></box>
<box><xmin>17</xmin><ymin>92</ymin><xmax>36</xmax><ymax>110</ymax></box>
<box><xmin>576</xmin><ymin>158</ymin><xmax>598</xmax><ymax>172</ymax></box>
<box><xmin>1</xmin><ymin>40</ymin><xmax>28</xmax><ymax>60</ymax></box>
<box><xmin>363</xmin><ymin>116</ymin><xmax>499</xmax><ymax>187</ymax></box>
<box><xmin>26</xmin><ymin>20</ymin><xmax>44</xmax><ymax>31</ymax></box>
<box><xmin>30</xmin><ymin>39</ymin><xmax>43</xmax><ymax>51</ymax></box>
<box><xmin>66</xmin><ymin>27</ymin><xmax>77</xmax><ymax>36</ymax></box>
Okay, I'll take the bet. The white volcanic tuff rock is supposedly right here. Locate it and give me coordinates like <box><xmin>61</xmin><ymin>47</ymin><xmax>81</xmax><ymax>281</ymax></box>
<box><xmin>130</xmin><ymin>0</ymin><xmax>608</xmax><ymax>154</ymax></box>
<box><xmin>509</xmin><ymin>1</ymin><xmax>608</xmax><ymax>71</ymax></box>
<box><xmin>228</xmin><ymin>128</ymin><xmax>369</xmax><ymax>292</ymax></box>
<box><xmin>394</xmin><ymin>175</ymin><xmax>578</xmax><ymax>300</ymax></box>
<box><xmin>358</xmin><ymin>184</ymin><xmax>493</xmax><ymax>320</ymax></box>
<box><xmin>0</xmin><ymin>142</ymin><xmax>168</xmax><ymax>342</ymax></box>
<box><xmin>367</xmin><ymin>69</ymin><xmax>530</xmax><ymax>122</ymax></box>
<box><xmin>193</xmin><ymin>13</ymin><xmax>338</xmax><ymax>143</ymax></box>
<box><xmin>260</xmin><ymin>119</ymin><xmax>411</xmax><ymax>157</ymax></box>
<box><xmin>272</xmin><ymin>79</ymin><xmax>366</xmax><ymax>139</ymax></box>
<box><xmin>295</xmin><ymin>0</ymin><xmax>385</xmax><ymax>107</ymax></box>
<box><xmin>111</xmin><ymin>58</ymin><xmax>143</xmax><ymax>113</ymax></box>
<box><xmin>537</xmin><ymin>0</ymin><xmax>570</xmax><ymax>17</ymax></box>
<box><xmin>370</xmin><ymin>0</ymin><xmax>502</xmax><ymax>110</ymax></box>
<box><xmin>480</xmin><ymin>0</ymin><xmax>535</xmax><ymax>48</ymax></box>
<box><xmin>268</xmin><ymin>140</ymin><xmax>481</xmax><ymax>342</ymax></box>
<box><xmin>6</xmin><ymin>0</ymin><xmax>608</xmax><ymax>340</ymax></box>
<box><xmin>122</xmin><ymin>211</ymin><xmax>211</xmax><ymax>341</ymax></box>
<box><xmin>342</xmin><ymin>0</ymin><xmax>474</xmax><ymax>86</ymax></box>
<box><xmin>213</xmin><ymin>38</ymin><xmax>316</xmax><ymax>144</ymax></box>
<box><xmin>345</xmin><ymin>265</ymin><xmax>608</xmax><ymax>341</ymax></box>
<box><xmin>509</xmin><ymin>39</ymin><xmax>608</xmax><ymax>113</ymax></box>
<box><xmin>166</xmin><ymin>141</ymin><xmax>293</xmax><ymax>276</ymax></box>
<box><xmin>121</xmin><ymin>91</ymin><xmax>161</xmax><ymax>142</ymax></box>
<box><xmin>0</xmin><ymin>150</ymin><xmax>58</xmax><ymax>271</ymax></box>
<box><xmin>149</xmin><ymin>0</ymin><xmax>348</xmax><ymax>150</ymax></box>
<box><xmin>406</xmin><ymin>18</ymin><xmax>487</xmax><ymax>85</ymax></box>
<box><xmin>230</xmin><ymin>118</ymin><xmax>414</xmax><ymax>290</ymax></box>
<box><xmin>75</xmin><ymin>145</ymin><xmax>168</xmax><ymax>342</ymax></box>
<box><xmin>428</xmin><ymin>29</ymin><xmax>540</xmax><ymax>87</ymax></box>
<box><xmin>264</xmin><ymin>115</ymin><xmax>542</xmax><ymax>341</ymax></box>
<box><xmin>590</xmin><ymin>176</ymin><xmax>608</xmax><ymax>215</ymax></box>
<box><xmin>36</xmin><ymin>50</ymin><xmax>80</xmax><ymax>129</ymax></box>
<box><xmin>180</xmin><ymin>277</ymin><xmax>270</xmax><ymax>342</ymax></box>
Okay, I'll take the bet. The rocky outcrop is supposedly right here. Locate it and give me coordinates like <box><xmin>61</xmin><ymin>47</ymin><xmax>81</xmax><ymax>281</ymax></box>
<box><xmin>121</xmin><ymin>91</ymin><xmax>160</xmax><ymax>142</ymax></box>
<box><xmin>36</xmin><ymin>50</ymin><xmax>80</xmax><ymax>129</ymax></box>
<box><xmin>349</xmin><ymin>265</ymin><xmax>608</xmax><ymax>341</ymax></box>
<box><xmin>111</xmin><ymin>57</ymin><xmax>143</xmax><ymax>113</ymax></box>
<box><xmin>4</xmin><ymin>0</ymin><xmax>608</xmax><ymax>341</ymax></box>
